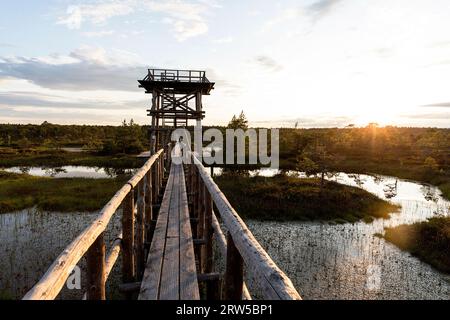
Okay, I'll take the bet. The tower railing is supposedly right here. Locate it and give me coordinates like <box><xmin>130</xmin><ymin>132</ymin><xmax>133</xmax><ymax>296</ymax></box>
<box><xmin>144</xmin><ymin>69</ymin><xmax>209</xmax><ymax>83</ymax></box>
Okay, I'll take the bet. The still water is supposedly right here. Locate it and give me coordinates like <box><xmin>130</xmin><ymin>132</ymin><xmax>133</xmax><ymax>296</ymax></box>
<box><xmin>0</xmin><ymin>171</ymin><xmax>449</xmax><ymax>299</ymax></box>
<box><xmin>3</xmin><ymin>166</ymin><xmax>137</xmax><ymax>179</ymax></box>
<box><xmin>0</xmin><ymin>209</ymin><xmax>122</xmax><ymax>299</ymax></box>
<box><xmin>245</xmin><ymin>172</ymin><xmax>450</xmax><ymax>299</ymax></box>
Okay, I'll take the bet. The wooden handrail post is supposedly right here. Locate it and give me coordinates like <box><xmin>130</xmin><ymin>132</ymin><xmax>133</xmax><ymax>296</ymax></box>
<box><xmin>86</xmin><ymin>233</ymin><xmax>106</xmax><ymax>300</ymax></box>
<box><xmin>136</xmin><ymin>180</ymin><xmax>146</xmax><ymax>279</ymax></box>
<box><xmin>122</xmin><ymin>189</ymin><xmax>135</xmax><ymax>287</ymax></box>
<box><xmin>224</xmin><ymin>232</ymin><xmax>243</xmax><ymax>300</ymax></box>
<box><xmin>153</xmin><ymin>160</ymin><xmax>159</xmax><ymax>203</ymax></box>
<box><xmin>197</xmin><ymin>177</ymin><xmax>205</xmax><ymax>271</ymax></box>
<box><xmin>160</xmin><ymin>154</ymin><xmax>164</xmax><ymax>183</ymax></box>
<box><xmin>192</xmin><ymin>166</ymin><xmax>198</xmax><ymax>226</ymax></box>
<box><xmin>189</xmin><ymin>164</ymin><xmax>194</xmax><ymax>203</ymax></box>
<box><xmin>145</xmin><ymin>170</ymin><xmax>154</xmax><ymax>243</ymax></box>
<box><xmin>203</xmin><ymin>185</ymin><xmax>213</xmax><ymax>274</ymax></box>
<box><xmin>157</xmin><ymin>156</ymin><xmax>161</xmax><ymax>194</ymax></box>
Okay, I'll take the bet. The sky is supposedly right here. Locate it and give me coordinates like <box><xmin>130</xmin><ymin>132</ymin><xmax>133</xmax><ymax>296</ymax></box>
<box><xmin>0</xmin><ymin>0</ymin><xmax>450</xmax><ymax>128</ymax></box>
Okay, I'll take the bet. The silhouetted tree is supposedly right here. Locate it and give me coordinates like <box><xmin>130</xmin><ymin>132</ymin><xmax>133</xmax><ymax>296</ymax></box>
<box><xmin>227</xmin><ymin>111</ymin><xmax>248</xmax><ymax>130</ymax></box>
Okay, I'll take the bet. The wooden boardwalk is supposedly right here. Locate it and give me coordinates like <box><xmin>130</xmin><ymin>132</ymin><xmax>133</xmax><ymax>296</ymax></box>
<box><xmin>139</xmin><ymin>163</ymin><xmax>199</xmax><ymax>300</ymax></box>
<box><xmin>23</xmin><ymin>147</ymin><xmax>301</xmax><ymax>301</ymax></box>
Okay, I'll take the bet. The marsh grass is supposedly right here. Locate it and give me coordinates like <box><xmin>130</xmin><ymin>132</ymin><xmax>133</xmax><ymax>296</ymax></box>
<box><xmin>0</xmin><ymin>148</ymin><xmax>145</xmax><ymax>168</ymax></box>
<box><xmin>384</xmin><ymin>217</ymin><xmax>450</xmax><ymax>274</ymax></box>
<box><xmin>280</xmin><ymin>156</ymin><xmax>450</xmax><ymax>201</ymax></box>
<box><xmin>215</xmin><ymin>174</ymin><xmax>400</xmax><ymax>223</ymax></box>
<box><xmin>438</xmin><ymin>182</ymin><xmax>450</xmax><ymax>200</ymax></box>
<box><xmin>0</xmin><ymin>171</ymin><xmax>128</xmax><ymax>213</ymax></box>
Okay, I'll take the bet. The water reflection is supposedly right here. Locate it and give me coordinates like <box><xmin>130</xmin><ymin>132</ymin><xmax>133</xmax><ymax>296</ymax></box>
<box><xmin>0</xmin><ymin>208</ymin><xmax>122</xmax><ymax>299</ymax></box>
<box><xmin>1</xmin><ymin>169</ymin><xmax>449</xmax><ymax>300</ymax></box>
<box><xmin>2</xmin><ymin>166</ymin><xmax>137</xmax><ymax>179</ymax></box>
<box><xmin>242</xmin><ymin>173</ymin><xmax>450</xmax><ymax>300</ymax></box>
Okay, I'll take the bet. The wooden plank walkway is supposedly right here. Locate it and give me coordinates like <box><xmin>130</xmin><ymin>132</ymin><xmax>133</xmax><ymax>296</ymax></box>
<box><xmin>138</xmin><ymin>162</ymin><xmax>200</xmax><ymax>300</ymax></box>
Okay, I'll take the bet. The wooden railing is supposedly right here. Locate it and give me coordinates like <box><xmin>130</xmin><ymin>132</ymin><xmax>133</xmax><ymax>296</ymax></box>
<box><xmin>23</xmin><ymin>149</ymin><xmax>166</xmax><ymax>300</ymax></box>
<box><xmin>144</xmin><ymin>69</ymin><xmax>209</xmax><ymax>83</ymax></box>
<box><xmin>188</xmin><ymin>152</ymin><xmax>302</xmax><ymax>300</ymax></box>
<box><xmin>22</xmin><ymin>144</ymin><xmax>300</xmax><ymax>300</ymax></box>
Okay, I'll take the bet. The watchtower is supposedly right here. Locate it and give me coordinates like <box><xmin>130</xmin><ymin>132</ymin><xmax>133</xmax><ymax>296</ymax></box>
<box><xmin>138</xmin><ymin>68</ymin><xmax>215</xmax><ymax>154</ymax></box>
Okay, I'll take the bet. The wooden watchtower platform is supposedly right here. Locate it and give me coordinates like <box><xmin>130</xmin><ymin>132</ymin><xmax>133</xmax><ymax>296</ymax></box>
<box><xmin>139</xmin><ymin>69</ymin><xmax>214</xmax><ymax>155</ymax></box>
<box><xmin>22</xmin><ymin>69</ymin><xmax>301</xmax><ymax>301</ymax></box>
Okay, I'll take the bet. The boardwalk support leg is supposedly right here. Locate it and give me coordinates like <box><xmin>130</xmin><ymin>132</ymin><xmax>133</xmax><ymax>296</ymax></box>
<box><xmin>224</xmin><ymin>232</ymin><xmax>243</xmax><ymax>300</ymax></box>
<box><xmin>87</xmin><ymin>233</ymin><xmax>106</xmax><ymax>300</ymax></box>
<box><xmin>122</xmin><ymin>189</ymin><xmax>135</xmax><ymax>298</ymax></box>
<box><xmin>136</xmin><ymin>180</ymin><xmax>146</xmax><ymax>279</ymax></box>
<box><xmin>145</xmin><ymin>170</ymin><xmax>153</xmax><ymax>245</ymax></box>
<box><xmin>203</xmin><ymin>185</ymin><xmax>213</xmax><ymax>274</ymax></box>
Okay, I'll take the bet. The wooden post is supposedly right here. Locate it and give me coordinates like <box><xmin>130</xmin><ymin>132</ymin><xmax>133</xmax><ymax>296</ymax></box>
<box><xmin>224</xmin><ymin>232</ymin><xmax>243</xmax><ymax>300</ymax></box>
<box><xmin>185</xmin><ymin>163</ymin><xmax>190</xmax><ymax>194</ymax></box>
<box><xmin>197</xmin><ymin>175</ymin><xmax>205</xmax><ymax>272</ymax></box>
<box><xmin>168</xmin><ymin>145</ymin><xmax>172</xmax><ymax>169</ymax></box>
<box><xmin>86</xmin><ymin>233</ymin><xmax>106</xmax><ymax>300</ymax></box>
<box><xmin>189</xmin><ymin>164</ymin><xmax>194</xmax><ymax>204</ymax></box>
<box><xmin>207</xmin><ymin>278</ymin><xmax>221</xmax><ymax>301</ymax></box>
<box><xmin>154</xmin><ymin>160</ymin><xmax>159</xmax><ymax>203</ymax></box>
<box><xmin>192</xmin><ymin>166</ymin><xmax>198</xmax><ymax>219</ymax></box>
<box><xmin>122</xmin><ymin>189</ymin><xmax>135</xmax><ymax>286</ymax></box>
<box><xmin>145</xmin><ymin>170</ymin><xmax>153</xmax><ymax>243</ymax></box>
<box><xmin>203</xmin><ymin>185</ymin><xmax>213</xmax><ymax>274</ymax></box>
<box><xmin>160</xmin><ymin>154</ymin><xmax>165</xmax><ymax>183</ymax></box>
<box><xmin>157</xmin><ymin>156</ymin><xmax>161</xmax><ymax>196</ymax></box>
<box><xmin>136</xmin><ymin>180</ymin><xmax>145</xmax><ymax>279</ymax></box>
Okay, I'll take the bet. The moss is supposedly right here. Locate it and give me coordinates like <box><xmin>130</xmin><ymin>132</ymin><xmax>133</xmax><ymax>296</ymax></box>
<box><xmin>0</xmin><ymin>170</ymin><xmax>128</xmax><ymax>214</ymax></box>
<box><xmin>438</xmin><ymin>182</ymin><xmax>450</xmax><ymax>200</ymax></box>
<box><xmin>215</xmin><ymin>174</ymin><xmax>400</xmax><ymax>223</ymax></box>
<box><xmin>374</xmin><ymin>233</ymin><xmax>383</xmax><ymax>238</ymax></box>
<box><xmin>384</xmin><ymin>217</ymin><xmax>450</xmax><ymax>274</ymax></box>
<box><xmin>0</xmin><ymin>290</ymin><xmax>14</xmax><ymax>300</ymax></box>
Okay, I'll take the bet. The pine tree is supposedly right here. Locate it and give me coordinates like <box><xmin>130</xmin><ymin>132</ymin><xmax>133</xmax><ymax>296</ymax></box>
<box><xmin>227</xmin><ymin>111</ymin><xmax>248</xmax><ymax>130</ymax></box>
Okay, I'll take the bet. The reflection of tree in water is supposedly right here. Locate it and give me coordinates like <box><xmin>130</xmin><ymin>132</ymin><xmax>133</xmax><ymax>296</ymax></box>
<box><xmin>220</xmin><ymin>167</ymin><xmax>251</xmax><ymax>177</ymax></box>
<box><xmin>383</xmin><ymin>180</ymin><xmax>398</xmax><ymax>199</ymax></box>
<box><xmin>372</xmin><ymin>174</ymin><xmax>383</xmax><ymax>185</ymax></box>
<box><xmin>19</xmin><ymin>167</ymin><xmax>30</xmax><ymax>174</ymax></box>
<box><xmin>43</xmin><ymin>167</ymin><xmax>66</xmax><ymax>177</ymax></box>
<box><xmin>325</xmin><ymin>171</ymin><xmax>337</xmax><ymax>181</ymax></box>
<box><xmin>420</xmin><ymin>185</ymin><xmax>438</xmax><ymax>202</ymax></box>
<box><xmin>104</xmin><ymin>167</ymin><xmax>117</xmax><ymax>178</ymax></box>
<box><xmin>348</xmin><ymin>174</ymin><xmax>365</xmax><ymax>187</ymax></box>
<box><xmin>104</xmin><ymin>167</ymin><xmax>137</xmax><ymax>178</ymax></box>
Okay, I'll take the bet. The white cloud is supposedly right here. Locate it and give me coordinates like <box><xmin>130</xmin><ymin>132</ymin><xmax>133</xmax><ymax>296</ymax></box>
<box><xmin>56</xmin><ymin>0</ymin><xmax>217</xmax><ymax>41</ymax></box>
<box><xmin>57</xmin><ymin>6</ymin><xmax>83</xmax><ymax>29</ymax></box>
<box><xmin>82</xmin><ymin>30</ymin><xmax>115</xmax><ymax>37</ymax></box>
<box><xmin>145</xmin><ymin>0</ymin><xmax>211</xmax><ymax>41</ymax></box>
<box><xmin>70</xmin><ymin>45</ymin><xmax>142</xmax><ymax>66</ymax></box>
<box><xmin>57</xmin><ymin>3</ymin><xmax>133</xmax><ymax>30</ymax></box>
<box><xmin>253</xmin><ymin>55</ymin><xmax>283</xmax><ymax>72</ymax></box>
<box><xmin>264</xmin><ymin>8</ymin><xmax>304</xmax><ymax>30</ymax></box>
<box><xmin>0</xmin><ymin>46</ymin><xmax>145</xmax><ymax>91</ymax></box>
<box><xmin>264</xmin><ymin>0</ymin><xmax>344</xmax><ymax>30</ymax></box>
<box><xmin>307</xmin><ymin>0</ymin><xmax>344</xmax><ymax>18</ymax></box>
